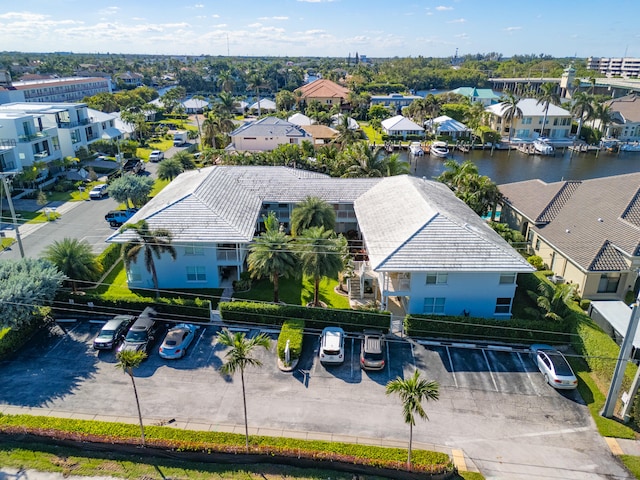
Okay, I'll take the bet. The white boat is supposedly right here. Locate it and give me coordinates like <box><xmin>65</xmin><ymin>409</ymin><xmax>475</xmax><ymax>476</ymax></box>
<box><xmin>621</xmin><ymin>142</ymin><xmax>640</xmax><ymax>152</ymax></box>
<box><xmin>533</xmin><ymin>138</ymin><xmax>554</xmax><ymax>155</ymax></box>
<box><xmin>430</xmin><ymin>141</ymin><xmax>449</xmax><ymax>158</ymax></box>
<box><xmin>409</xmin><ymin>141</ymin><xmax>424</xmax><ymax>156</ymax></box>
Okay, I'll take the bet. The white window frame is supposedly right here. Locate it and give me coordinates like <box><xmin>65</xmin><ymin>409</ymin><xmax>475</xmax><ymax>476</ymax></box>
<box><xmin>185</xmin><ymin>243</ymin><xmax>205</xmax><ymax>256</ymax></box>
<box><xmin>423</xmin><ymin>297</ymin><xmax>446</xmax><ymax>314</ymax></box>
<box><xmin>186</xmin><ymin>266</ymin><xmax>206</xmax><ymax>282</ymax></box>
<box><xmin>495</xmin><ymin>297</ymin><xmax>512</xmax><ymax>314</ymax></box>
<box><xmin>426</xmin><ymin>272</ymin><xmax>448</xmax><ymax>285</ymax></box>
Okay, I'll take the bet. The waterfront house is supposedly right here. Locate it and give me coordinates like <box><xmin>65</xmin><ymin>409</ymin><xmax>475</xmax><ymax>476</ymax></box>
<box><xmin>485</xmin><ymin>98</ymin><xmax>572</xmax><ymax>141</ymax></box>
<box><xmin>381</xmin><ymin>115</ymin><xmax>425</xmax><ymax>139</ymax></box>
<box><xmin>295</xmin><ymin>79</ymin><xmax>349</xmax><ymax>109</ymax></box>
<box><xmin>228</xmin><ymin>116</ymin><xmax>312</xmax><ymax>152</ymax></box>
<box><xmin>599</xmin><ymin>94</ymin><xmax>640</xmax><ymax>141</ymax></box>
<box><xmin>425</xmin><ymin>115</ymin><xmax>471</xmax><ymax>140</ymax></box>
<box><xmin>499</xmin><ymin>173</ymin><xmax>640</xmax><ymax>301</ymax></box>
<box><xmin>450</xmin><ymin>87</ymin><xmax>501</xmax><ymax>107</ymax></box>
<box><xmin>107</xmin><ymin>166</ymin><xmax>533</xmax><ymax>318</ymax></box>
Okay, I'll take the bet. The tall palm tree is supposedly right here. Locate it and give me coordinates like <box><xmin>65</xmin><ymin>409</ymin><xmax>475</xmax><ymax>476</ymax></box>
<box><xmin>386</xmin><ymin>370</ymin><xmax>440</xmax><ymax>469</ymax></box>
<box><xmin>115</xmin><ymin>350</ymin><xmax>148</xmax><ymax>446</ymax></box>
<box><xmin>290</xmin><ymin>196</ymin><xmax>336</xmax><ymax>236</ymax></box>
<box><xmin>296</xmin><ymin>226</ymin><xmax>346</xmax><ymax>307</ymax></box>
<box><xmin>247</xmin><ymin>73</ymin><xmax>266</xmax><ymax>116</ymax></box>
<box><xmin>217</xmin><ymin>70</ymin><xmax>235</xmax><ymax>94</ymax></box>
<box><xmin>121</xmin><ymin>220</ymin><xmax>177</xmax><ymax>296</ymax></box>
<box><xmin>217</xmin><ymin>329</ymin><xmax>271</xmax><ymax>452</ymax></box>
<box><xmin>384</xmin><ymin>153</ymin><xmax>411</xmax><ymax>176</ymax></box>
<box><xmin>216</xmin><ymin>92</ymin><xmax>239</xmax><ymax>117</ymax></box>
<box><xmin>499</xmin><ymin>92</ymin><xmax>522</xmax><ymax>143</ymax></box>
<box><xmin>593</xmin><ymin>103</ymin><xmax>613</xmax><ymax>139</ymax></box>
<box><xmin>435</xmin><ymin>159</ymin><xmax>479</xmax><ymax>192</ymax></box>
<box><xmin>43</xmin><ymin>238</ymin><xmax>101</xmax><ymax>292</ymax></box>
<box><xmin>339</xmin><ymin>143</ymin><xmax>386</xmax><ymax>178</ymax></box>
<box><xmin>536</xmin><ymin>83</ymin><xmax>560</xmax><ymax>138</ymax></box>
<box><xmin>248</xmin><ymin>229</ymin><xmax>298</xmax><ymax>303</ymax></box>
<box><xmin>332</xmin><ymin>116</ymin><xmax>362</xmax><ymax>149</ymax></box>
<box><xmin>570</xmin><ymin>92</ymin><xmax>595</xmax><ymax>142</ymax></box>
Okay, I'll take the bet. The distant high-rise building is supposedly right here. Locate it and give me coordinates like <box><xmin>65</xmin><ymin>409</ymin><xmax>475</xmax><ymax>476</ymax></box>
<box><xmin>587</xmin><ymin>57</ymin><xmax>640</xmax><ymax>79</ymax></box>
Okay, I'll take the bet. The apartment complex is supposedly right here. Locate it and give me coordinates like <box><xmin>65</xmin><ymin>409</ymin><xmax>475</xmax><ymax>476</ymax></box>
<box><xmin>587</xmin><ymin>57</ymin><xmax>640</xmax><ymax>79</ymax></box>
<box><xmin>0</xmin><ymin>75</ymin><xmax>111</xmax><ymax>104</ymax></box>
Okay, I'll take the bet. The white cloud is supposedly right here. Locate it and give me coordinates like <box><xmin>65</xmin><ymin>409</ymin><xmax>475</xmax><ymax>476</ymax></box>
<box><xmin>447</xmin><ymin>18</ymin><xmax>465</xmax><ymax>23</ymax></box>
<box><xmin>194</xmin><ymin>3</ymin><xmax>204</xmax><ymax>7</ymax></box>
<box><xmin>211</xmin><ymin>14</ymin><xmax>220</xmax><ymax>18</ymax></box>
<box><xmin>98</xmin><ymin>7</ymin><xmax>119</xmax><ymax>15</ymax></box>
<box><xmin>258</xmin><ymin>16</ymin><xmax>289</xmax><ymax>20</ymax></box>
<box><xmin>504</xmin><ymin>26</ymin><xmax>522</xmax><ymax>32</ymax></box>
<box><xmin>247</xmin><ymin>22</ymin><xmax>262</xmax><ymax>28</ymax></box>
<box><xmin>436</xmin><ymin>6</ymin><xmax>453</xmax><ymax>11</ymax></box>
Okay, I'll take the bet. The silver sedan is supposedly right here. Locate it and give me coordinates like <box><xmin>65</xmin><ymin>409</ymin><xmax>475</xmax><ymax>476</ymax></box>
<box><xmin>159</xmin><ymin>324</ymin><xmax>198</xmax><ymax>359</ymax></box>
<box><xmin>530</xmin><ymin>344</ymin><xmax>578</xmax><ymax>390</ymax></box>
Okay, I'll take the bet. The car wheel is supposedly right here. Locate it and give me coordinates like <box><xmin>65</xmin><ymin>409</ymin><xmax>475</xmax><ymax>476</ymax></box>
<box><xmin>109</xmin><ymin>221</ymin><xmax>118</xmax><ymax>227</ymax></box>
<box><xmin>544</xmin><ymin>374</ymin><xmax>550</xmax><ymax>385</ymax></box>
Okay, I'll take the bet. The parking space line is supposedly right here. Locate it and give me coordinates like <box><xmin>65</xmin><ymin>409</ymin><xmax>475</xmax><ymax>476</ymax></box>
<box><xmin>481</xmin><ymin>349</ymin><xmax>499</xmax><ymax>392</ymax></box>
<box><xmin>445</xmin><ymin>346</ymin><xmax>458</xmax><ymax>388</ymax></box>
<box><xmin>386</xmin><ymin>338</ymin><xmax>390</xmax><ymax>376</ymax></box>
<box><xmin>46</xmin><ymin>322</ymin><xmax>81</xmax><ymax>357</ymax></box>
<box><xmin>350</xmin><ymin>337</ymin><xmax>354</xmax><ymax>379</ymax></box>
<box><xmin>517</xmin><ymin>351</ymin><xmax>542</xmax><ymax>396</ymax></box>
<box><xmin>192</xmin><ymin>327</ymin><xmax>207</xmax><ymax>352</ymax></box>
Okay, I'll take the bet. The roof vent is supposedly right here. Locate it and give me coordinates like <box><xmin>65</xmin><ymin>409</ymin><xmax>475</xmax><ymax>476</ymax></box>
<box><xmin>598</xmin><ymin>218</ymin><xmax>603</xmax><ymax>222</ymax></box>
<box><xmin>566</xmin><ymin>229</ymin><xmax>571</xmax><ymax>233</ymax></box>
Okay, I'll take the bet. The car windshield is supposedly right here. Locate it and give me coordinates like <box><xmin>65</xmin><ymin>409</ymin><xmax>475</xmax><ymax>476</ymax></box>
<box><xmin>99</xmin><ymin>329</ymin><xmax>115</xmax><ymax>336</ymax></box>
<box><xmin>125</xmin><ymin>330</ymin><xmax>147</xmax><ymax>342</ymax></box>
<box><xmin>548</xmin><ymin>352</ymin><xmax>573</xmax><ymax>376</ymax></box>
<box><xmin>364</xmin><ymin>351</ymin><xmax>384</xmax><ymax>361</ymax></box>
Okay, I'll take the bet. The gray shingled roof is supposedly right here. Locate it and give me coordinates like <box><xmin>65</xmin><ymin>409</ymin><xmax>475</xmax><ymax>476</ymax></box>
<box><xmin>499</xmin><ymin>173</ymin><xmax>640</xmax><ymax>272</ymax></box>
<box><xmin>230</xmin><ymin>116</ymin><xmax>311</xmax><ymax>139</ymax></box>
<box><xmin>108</xmin><ymin>166</ymin><xmax>380</xmax><ymax>244</ymax></box>
<box><xmin>354</xmin><ymin>176</ymin><xmax>534</xmax><ymax>272</ymax></box>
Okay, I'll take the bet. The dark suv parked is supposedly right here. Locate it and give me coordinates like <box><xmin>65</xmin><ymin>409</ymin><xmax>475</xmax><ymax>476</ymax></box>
<box><xmin>93</xmin><ymin>315</ymin><xmax>135</xmax><ymax>350</ymax></box>
<box><xmin>117</xmin><ymin>307</ymin><xmax>162</xmax><ymax>356</ymax></box>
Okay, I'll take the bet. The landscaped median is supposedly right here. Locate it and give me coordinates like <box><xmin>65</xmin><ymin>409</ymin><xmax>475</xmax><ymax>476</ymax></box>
<box><xmin>0</xmin><ymin>414</ymin><xmax>456</xmax><ymax>479</ymax></box>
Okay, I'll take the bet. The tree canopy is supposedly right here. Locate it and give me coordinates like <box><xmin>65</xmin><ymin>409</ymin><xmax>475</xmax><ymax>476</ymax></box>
<box><xmin>107</xmin><ymin>174</ymin><xmax>154</xmax><ymax>208</ymax></box>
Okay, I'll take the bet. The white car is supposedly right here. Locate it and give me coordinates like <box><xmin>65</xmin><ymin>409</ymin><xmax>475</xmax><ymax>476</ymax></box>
<box><xmin>89</xmin><ymin>184</ymin><xmax>108</xmax><ymax>199</ymax></box>
<box><xmin>319</xmin><ymin>327</ymin><xmax>345</xmax><ymax>365</ymax></box>
<box><xmin>149</xmin><ymin>150</ymin><xmax>164</xmax><ymax>162</ymax></box>
<box><xmin>530</xmin><ymin>344</ymin><xmax>578</xmax><ymax>390</ymax></box>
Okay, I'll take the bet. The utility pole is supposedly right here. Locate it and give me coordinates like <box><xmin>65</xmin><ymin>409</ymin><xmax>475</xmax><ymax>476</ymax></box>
<box><xmin>1</xmin><ymin>173</ymin><xmax>25</xmax><ymax>258</ymax></box>
<box><xmin>603</xmin><ymin>285</ymin><xmax>640</xmax><ymax>418</ymax></box>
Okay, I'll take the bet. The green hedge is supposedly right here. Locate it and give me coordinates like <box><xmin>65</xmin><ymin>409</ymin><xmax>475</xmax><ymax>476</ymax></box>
<box><xmin>95</xmin><ymin>243</ymin><xmax>122</xmax><ymax>271</ymax></box>
<box><xmin>404</xmin><ymin>314</ymin><xmax>570</xmax><ymax>344</ymax></box>
<box><xmin>277</xmin><ymin>319</ymin><xmax>305</xmax><ymax>362</ymax></box>
<box><xmin>220</xmin><ymin>301</ymin><xmax>389</xmax><ymax>332</ymax></box>
<box><xmin>0</xmin><ymin>318</ymin><xmax>44</xmax><ymax>360</ymax></box>
<box><xmin>0</xmin><ymin>414</ymin><xmax>453</xmax><ymax>474</ymax></box>
<box><xmin>54</xmin><ymin>293</ymin><xmax>211</xmax><ymax>322</ymax></box>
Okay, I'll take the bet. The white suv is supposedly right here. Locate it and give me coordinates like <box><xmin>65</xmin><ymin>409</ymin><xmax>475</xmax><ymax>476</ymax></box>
<box><xmin>149</xmin><ymin>150</ymin><xmax>164</xmax><ymax>162</ymax></box>
<box><xmin>319</xmin><ymin>326</ymin><xmax>345</xmax><ymax>365</ymax></box>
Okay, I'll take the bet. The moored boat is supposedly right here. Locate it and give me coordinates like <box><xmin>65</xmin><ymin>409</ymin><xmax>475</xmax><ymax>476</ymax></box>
<box><xmin>533</xmin><ymin>138</ymin><xmax>554</xmax><ymax>155</ymax></box>
<box><xmin>409</xmin><ymin>141</ymin><xmax>424</xmax><ymax>156</ymax></box>
<box><xmin>430</xmin><ymin>141</ymin><xmax>449</xmax><ymax>158</ymax></box>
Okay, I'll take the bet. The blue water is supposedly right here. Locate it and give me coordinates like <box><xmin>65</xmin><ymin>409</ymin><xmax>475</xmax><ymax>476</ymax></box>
<box><xmin>399</xmin><ymin>148</ymin><xmax>640</xmax><ymax>185</ymax></box>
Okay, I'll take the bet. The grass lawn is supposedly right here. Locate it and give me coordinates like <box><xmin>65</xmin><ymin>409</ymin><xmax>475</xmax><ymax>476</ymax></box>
<box><xmin>0</xmin><ymin>442</ymin><xmax>379</xmax><ymax>480</ymax></box>
<box><xmin>234</xmin><ymin>276</ymin><xmax>350</xmax><ymax>309</ymax></box>
<box><xmin>1</xmin><ymin>237</ymin><xmax>14</xmax><ymax>250</ymax></box>
<box><xmin>621</xmin><ymin>455</ymin><xmax>640</xmax><ymax>478</ymax></box>
<box><xmin>360</xmin><ymin>122</ymin><xmax>384</xmax><ymax>145</ymax></box>
<box><xmin>138</xmin><ymin>139</ymin><xmax>174</xmax><ymax>160</ymax></box>
<box><xmin>568</xmin><ymin>356</ymin><xmax>636</xmax><ymax>439</ymax></box>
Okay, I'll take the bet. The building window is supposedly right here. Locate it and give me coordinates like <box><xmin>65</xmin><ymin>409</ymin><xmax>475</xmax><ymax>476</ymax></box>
<box><xmin>186</xmin><ymin>266</ymin><xmax>206</xmax><ymax>282</ymax></box>
<box><xmin>70</xmin><ymin>129</ymin><xmax>81</xmax><ymax>144</ymax></box>
<box><xmin>495</xmin><ymin>297</ymin><xmax>511</xmax><ymax>314</ymax></box>
<box><xmin>535</xmin><ymin>238</ymin><xmax>541</xmax><ymax>250</ymax></box>
<box><xmin>426</xmin><ymin>272</ymin><xmax>448</xmax><ymax>285</ymax></box>
<box><xmin>423</xmin><ymin>297</ymin><xmax>446</xmax><ymax>314</ymax></box>
<box><xmin>499</xmin><ymin>273</ymin><xmax>516</xmax><ymax>284</ymax></box>
<box><xmin>598</xmin><ymin>273</ymin><xmax>620</xmax><ymax>293</ymax></box>
<box><xmin>185</xmin><ymin>243</ymin><xmax>204</xmax><ymax>256</ymax></box>
<box><xmin>521</xmin><ymin>117</ymin><xmax>532</xmax><ymax>125</ymax></box>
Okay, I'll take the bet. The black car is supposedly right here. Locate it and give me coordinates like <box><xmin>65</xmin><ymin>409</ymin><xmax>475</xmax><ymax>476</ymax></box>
<box><xmin>123</xmin><ymin>158</ymin><xmax>144</xmax><ymax>174</ymax></box>
<box><xmin>118</xmin><ymin>307</ymin><xmax>162</xmax><ymax>356</ymax></box>
<box><xmin>93</xmin><ymin>315</ymin><xmax>135</xmax><ymax>350</ymax></box>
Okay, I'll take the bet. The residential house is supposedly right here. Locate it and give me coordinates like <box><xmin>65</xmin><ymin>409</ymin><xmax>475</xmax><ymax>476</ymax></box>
<box><xmin>485</xmin><ymin>98</ymin><xmax>572</xmax><ymax>141</ymax></box>
<box><xmin>370</xmin><ymin>93</ymin><xmax>423</xmax><ymax>113</ymax></box>
<box><xmin>248</xmin><ymin>98</ymin><xmax>276</xmax><ymax>114</ymax></box>
<box><xmin>295</xmin><ymin>79</ymin><xmax>349</xmax><ymax>109</ymax></box>
<box><xmin>107</xmin><ymin>166</ymin><xmax>533</xmax><ymax>318</ymax></box>
<box><xmin>380</xmin><ymin>115</ymin><xmax>424</xmax><ymax>139</ymax></box>
<box><xmin>288</xmin><ymin>113</ymin><xmax>313</xmax><ymax>126</ymax></box>
<box><xmin>597</xmin><ymin>94</ymin><xmax>640</xmax><ymax>141</ymax></box>
<box><xmin>425</xmin><ymin>115</ymin><xmax>471</xmax><ymax>140</ymax></box>
<box><xmin>300</xmin><ymin>124</ymin><xmax>339</xmax><ymax>145</ymax></box>
<box><xmin>331</xmin><ymin>114</ymin><xmax>359</xmax><ymax>130</ymax></box>
<box><xmin>228</xmin><ymin>116</ymin><xmax>312</xmax><ymax>152</ymax></box>
<box><xmin>182</xmin><ymin>98</ymin><xmax>209</xmax><ymax>114</ymax></box>
<box><xmin>451</xmin><ymin>87</ymin><xmax>500</xmax><ymax>106</ymax></box>
<box><xmin>498</xmin><ymin>173</ymin><xmax>640</xmax><ymax>301</ymax></box>
<box><xmin>115</xmin><ymin>72</ymin><xmax>144</xmax><ymax>87</ymax></box>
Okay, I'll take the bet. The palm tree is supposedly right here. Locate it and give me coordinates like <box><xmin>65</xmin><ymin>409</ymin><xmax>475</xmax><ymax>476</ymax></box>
<box><xmin>217</xmin><ymin>70</ymin><xmax>235</xmax><ymax>93</ymax></box>
<box><xmin>384</xmin><ymin>153</ymin><xmax>411</xmax><ymax>176</ymax></box>
<box><xmin>593</xmin><ymin>103</ymin><xmax>613</xmax><ymax>139</ymax></box>
<box><xmin>386</xmin><ymin>370</ymin><xmax>440</xmax><ymax>469</ymax></box>
<box><xmin>290</xmin><ymin>196</ymin><xmax>336</xmax><ymax>236</ymax></box>
<box><xmin>216</xmin><ymin>92</ymin><xmax>239</xmax><ymax>117</ymax></box>
<box><xmin>217</xmin><ymin>329</ymin><xmax>271</xmax><ymax>452</ymax></box>
<box><xmin>536</xmin><ymin>83</ymin><xmax>560</xmax><ymax>138</ymax></box>
<box><xmin>115</xmin><ymin>350</ymin><xmax>148</xmax><ymax>446</ymax></box>
<box><xmin>297</xmin><ymin>226</ymin><xmax>346</xmax><ymax>307</ymax></box>
<box><xmin>570</xmin><ymin>92</ymin><xmax>595</xmax><ymax>142</ymax></box>
<box><xmin>247</xmin><ymin>73</ymin><xmax>266</xmax><ymax>116</ymax></box>
<box><xmin>499</xmin><ymin>92</ymin><xmax>522</xmax><ymax>143</ymax></box>
<box><xmin>171</xmin><ymin>150</ymin><xmax>196</xmax><ymax>170</ymax></box>
<box><xmin>339</xmin><ymin>143</ymin><xmax>386</xmax><ymax>178</ymax></box>
<box><xmin>156</xmin><ymin>158</ymin><xmax>183</xmax><ymax>181</ymax></box>
<box><xmin>526</xmin><ymin>282</ymin><xmax>577</xmax><ymax>321</ymax></box>
<box><xmin>248</xmin><ymin>229</ymin><xmax>298</xmax><ymax>303</ymax></box>
<box><xmin>436</xmin><ymin>159</ymin><xmax>479</xmax><ymax>192</ymax></box>
<box><xmin>43</xmin><ymin>238</ymin><xmax>101</xmax><ymax>292</ymax></box>
<box><xmin>121</xmin><ymin>220</ymin><xmax>177</xmax><ymax>296</ymax></box>
<box><xmin>332</xmin><ymin>116</ymin><xmax>362</xmax><ymax>149</ymax></box>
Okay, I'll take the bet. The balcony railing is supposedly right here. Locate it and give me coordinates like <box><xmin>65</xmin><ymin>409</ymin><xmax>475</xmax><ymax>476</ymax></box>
<box><xmin>33</xmin><ymin>151</ymin><xmax>50</xmax><ymax>159</ymax></box>
<box><xmin>18</xmin><ymin>131</ymin><xmax>48</xmax><ymax>143</ymax></box>
<box><xmin>217</xmin><ymin>250</ymin><xmax>239</xmax><ymax>262</ymax></box>
<box><xmin>57</xmin><ymin>119</ymin><xmax>90</xmax><ymax>128</ymax></box>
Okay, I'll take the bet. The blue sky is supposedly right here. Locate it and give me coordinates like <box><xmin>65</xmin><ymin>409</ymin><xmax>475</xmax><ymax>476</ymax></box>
<box><xmin>1</xmin><ymin>0</ymin><xmax>639</xmax><ymax>58</ymax></box>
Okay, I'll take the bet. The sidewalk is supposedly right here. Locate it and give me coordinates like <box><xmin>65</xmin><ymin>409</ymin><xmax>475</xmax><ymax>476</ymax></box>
<box><xmin>0</xmin><ymin>402</ymin><xmax>477</xmax><ymax>474</ymax></box>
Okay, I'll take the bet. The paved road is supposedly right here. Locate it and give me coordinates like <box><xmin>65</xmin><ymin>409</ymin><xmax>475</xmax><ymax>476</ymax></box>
<box><xmin>0</xmin><ymin>321</ymin><xmax>631</xmax><ymax>480</ymax></box>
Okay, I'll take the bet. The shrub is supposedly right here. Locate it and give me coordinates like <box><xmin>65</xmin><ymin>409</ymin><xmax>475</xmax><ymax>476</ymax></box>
<box><xmin>0</xmin><ymin>317</ymin><xmax>45</xmax><ymax>360</ymax></box>
<box><xmin>95</xmin><ymin>243</ymin><xmax>122</xmax><ymax>271</ymax></box>
<box><xmin>277</xmin><ymin>319</ymin><xmax>304</xmax><ymax>363</ymax></box>
<box><xmin>404</xmin><ymin>314</ymin><xmax>570</xmax><ymax>344</ymax></box>
<box><xmin>527</xmin><ymin>255</ymin><xmax>545</xmax><ymax>270</ymax></box>
<box><xmin>220</xmin><ymin>301</ymin><xmax>389</xmax><ymax>332</ymax></box>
